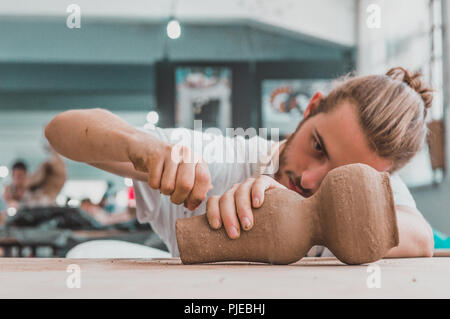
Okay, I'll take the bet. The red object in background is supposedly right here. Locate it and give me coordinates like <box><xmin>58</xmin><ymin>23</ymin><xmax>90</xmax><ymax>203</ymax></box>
<box><xmin>128</xmin><ymin>186</ymin><xmax>135</xmax><ymax>200</ymax></box>
<box><xmin>128</xmin><ymin>186</ymin><xmax>136</xmax><ymax>208</ymax></box>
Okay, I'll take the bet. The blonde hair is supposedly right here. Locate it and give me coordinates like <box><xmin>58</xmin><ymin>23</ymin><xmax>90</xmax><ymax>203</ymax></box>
<box><xmin>309</xmin><ymin>67</ymin><xmax>433</xmax><ymax>173</ymax></box>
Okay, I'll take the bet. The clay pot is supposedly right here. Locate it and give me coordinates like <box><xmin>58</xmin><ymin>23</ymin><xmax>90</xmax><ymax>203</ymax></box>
<box><xmin>176</xmin><ymin>163</ymin><xmax>399</xmax><ymax>265</ymax></box>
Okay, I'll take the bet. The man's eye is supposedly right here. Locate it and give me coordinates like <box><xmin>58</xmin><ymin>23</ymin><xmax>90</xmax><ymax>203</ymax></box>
<box><xmin>313</xmin><ymin>140</ymin><xmax>323</xmax><ymax>153</ymax></box>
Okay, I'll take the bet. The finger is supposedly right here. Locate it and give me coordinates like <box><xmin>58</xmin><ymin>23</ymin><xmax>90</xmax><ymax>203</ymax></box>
<box><xmin>251</xmin><ymin>176</ymin><xmax>287</xmax><ymax>208</ymax></box>
<box><xmin>219</xmin><ymin>184</ymin><xmax>241</xmax><ymax>239</ymax></box>
<box><xmin>185</xmin><ymin>161</ymin><xmax>212</xmax><ymax>211</ymax></box>
<box><xmin>147</xmin><ymin>158</ymin><xmax>164</xmax><ymax>189</ymax></box>
<box><xmin>160</xmin><ymin>153</ymin><xmax>179</xmax><ymax>196</ymax></box>
<box><xmin>206</xmin><ymin>195</ymin><xmax>221</xmax><ymax>229</ymax></box>
<box><xmin>234</xmin><ymin>178</ymin><xmax>255</xmax><ymax>231</ymax></box>
<box><xmin>170</xmin><ymin>162</ymin><xmax>195</xmax><ymax>205</ymax></box>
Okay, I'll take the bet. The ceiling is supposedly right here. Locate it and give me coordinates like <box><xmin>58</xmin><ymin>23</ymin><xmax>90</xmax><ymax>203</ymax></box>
<box><xmin>0</xmin><ymin>0</ymin><xmax>356</xmax><ymax>46</ymax></box>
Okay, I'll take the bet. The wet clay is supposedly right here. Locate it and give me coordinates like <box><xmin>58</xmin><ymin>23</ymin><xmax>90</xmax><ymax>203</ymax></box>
<box><xmin>176</xmin><ymin>163</ymin><xmax>399</xmax><ymax>265</ymax></box>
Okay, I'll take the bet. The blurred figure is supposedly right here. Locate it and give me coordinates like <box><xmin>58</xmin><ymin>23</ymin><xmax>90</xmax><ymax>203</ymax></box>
<box><xmin>80</xmin><ymin>198</ymin><xmax>134</xmax><ymax>226</ymax></box>
<box><xmin>98</xmin><ymin>181</ymin><xmax>116</xmax><ymax>213</ymax></box>
<box><xmin>22</xmin><ymin>145</ymin><xmax>67</xmax><ymax>207</ymax></box>
<box><xmin>0</xmin><ymin>191</ymin><xmax>8</xmax><ymax>226</ymax></box>
<box><xmin>3</xmin><ymin>161</ymin><xmax>28</xmax><ymax>210</ymax></box>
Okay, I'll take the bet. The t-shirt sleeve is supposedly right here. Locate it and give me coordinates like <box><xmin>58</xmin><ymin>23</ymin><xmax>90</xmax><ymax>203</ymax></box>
<box><xmin>389</xmin><ymin>173</ymin><xmax>417</xmax><ymax>209</ymax></box>
<box><xmin>133</xmin><ymin>179</ymin><xmax>161</xmax><ymax>223</ymax></box>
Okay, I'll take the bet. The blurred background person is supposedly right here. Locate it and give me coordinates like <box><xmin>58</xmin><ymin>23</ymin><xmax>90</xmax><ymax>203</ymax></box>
<box><xmin>3</xmin><ymin>161</ymin><xmax>28</xmax><ymax>210</ymax></box>
<box><xmin>80</xmin><ymin>197</ymin><xmax>135</xmax><ymax>226</ymax></box>
<box><xmin>22</xmin><ymin>145</ymin><xmax>67</xmax><ymax>207</ymax></box>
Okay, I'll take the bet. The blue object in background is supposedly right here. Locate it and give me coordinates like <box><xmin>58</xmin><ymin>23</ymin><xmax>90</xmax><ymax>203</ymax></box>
<box><xmin>433</xmin><ymin>229</ymin><xmax>450</xmax><ymax>249</ymax></box>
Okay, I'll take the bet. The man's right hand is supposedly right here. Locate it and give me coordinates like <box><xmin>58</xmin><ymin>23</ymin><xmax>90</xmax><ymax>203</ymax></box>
<box><xmin>205</xmin><ymin>175</ymin><xmax>288</xmax><ymax>239</ymax></box>
<box><xmin>128</xmin><ymin>133</ymin><xmax>212</xmax><ymax>211</ymax></box>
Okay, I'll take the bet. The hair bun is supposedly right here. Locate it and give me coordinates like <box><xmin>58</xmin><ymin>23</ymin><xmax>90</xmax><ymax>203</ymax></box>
<box><xmin>386</xmin><ymin>67</ymin><xmax>433</xmax><ymax>109</ymax></box>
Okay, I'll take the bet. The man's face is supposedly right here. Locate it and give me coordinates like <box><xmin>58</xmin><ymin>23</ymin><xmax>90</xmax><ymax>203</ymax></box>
<box><xmin>275</xmin><ymin>100</ymin><xmax>392</xmax><ymax>198</ymax></box>
<box><xmin>12</xmin><ymin>168</ymin><xmax>27</xmax><ymax>186</ymax></box>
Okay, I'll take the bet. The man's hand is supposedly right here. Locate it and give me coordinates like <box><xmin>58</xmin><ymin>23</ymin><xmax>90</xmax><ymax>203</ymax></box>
<box><xmin>128</xmin><ymin>133</ymin><xmax>212</xmax><ymax>211</ymax></box>
<box><xmin>206</xmin><ymin>175</ymin><xmax>287</xmax><ymax>239</ymax></box>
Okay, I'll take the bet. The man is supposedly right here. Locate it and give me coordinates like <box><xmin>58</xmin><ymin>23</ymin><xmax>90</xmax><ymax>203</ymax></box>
<box><xmin>44</xmin><ymin>68</ymin><xmax>435</xmax><ymax>259</ymax></box>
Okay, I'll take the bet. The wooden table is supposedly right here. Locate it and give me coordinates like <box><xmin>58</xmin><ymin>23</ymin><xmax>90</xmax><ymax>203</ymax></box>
<box><xmin>0</xmin><ymin>257</ymin><xmax>449</xmax><ymax>298</ymax></box>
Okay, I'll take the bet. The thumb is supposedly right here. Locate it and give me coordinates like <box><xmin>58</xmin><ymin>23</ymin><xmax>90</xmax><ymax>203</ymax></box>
<box><xmin>252</xmin><ymin>177</ymin><xmax>287</xmax><ymax>208</ymax></box>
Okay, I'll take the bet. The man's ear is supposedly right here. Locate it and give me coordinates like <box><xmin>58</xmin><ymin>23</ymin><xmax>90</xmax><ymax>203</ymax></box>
<box><xmin>303</xmin><ymin>92</ymin><xmax>323</xmax><ymax>119</ymax></box>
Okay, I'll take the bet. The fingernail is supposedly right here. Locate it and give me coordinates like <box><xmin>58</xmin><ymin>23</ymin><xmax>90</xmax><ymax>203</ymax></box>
<box><xmin>229</xmin><ymin>226</ymin><xmax>239</xmax><ymax>239</ymax></box>
<box><xmin>242</xmin><ymin>217</ymin><xmax>251</xmax><ymax>230</ymax></box>
<box><xmin>212</xmin><ymin>219</ymin><xmax>220</xmax><ymax>229</ymax></box>
<box><xmin>253</xmin><ymin>197</ymin><xmax>260</xmax><ymax>207</ymax></box>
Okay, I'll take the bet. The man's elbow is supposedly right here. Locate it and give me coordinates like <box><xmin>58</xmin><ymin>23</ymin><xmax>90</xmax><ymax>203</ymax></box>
<box><xmin>45</xmin><ymin>109</ymin><xmax>92</xmax><ymax>144</ymax></box>
<box><xmin>420</xmin><ymin>222</ymin><xmax>434</xmax><ymax>257</ymax></box>
<box><xmin>44</xmin><ymin>119</ymin><xmax>55</xmax><ymax>142</ymax></box>
<box><xmin>387</xmin><ymin>208</ymin><xmax>435</xmax><ymax>258</ymax></box>
<box><xmin>45</xmin><ymin>111</ymin><xmax>69</xmax><ymax>143</ymax></box>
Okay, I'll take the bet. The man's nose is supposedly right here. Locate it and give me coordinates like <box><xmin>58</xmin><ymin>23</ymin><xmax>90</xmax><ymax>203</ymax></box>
<box><xmin>301</xmin><ymin>166</ymin><xmax>328</xmax><ymax>192</ymax></box>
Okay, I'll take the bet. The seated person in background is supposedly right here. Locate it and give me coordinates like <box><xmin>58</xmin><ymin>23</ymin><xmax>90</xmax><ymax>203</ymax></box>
<box><xmin>3</xmin><ymin>161</ymin><xmax>28</xmax><ymax>210</ymax></box>
<box><xmin>22</xmin><ymin>145</ymin><xmax>67</xmax><ymax>207</ymax></box>
<box><xmin>80</xmin><ymin>198</ymin><xmax>135</xmax><ymax>226</ymax></box>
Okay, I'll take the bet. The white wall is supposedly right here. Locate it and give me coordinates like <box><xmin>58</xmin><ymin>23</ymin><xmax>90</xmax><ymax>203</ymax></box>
<box><xmin>356</xmin><ymin>0</ymin><xmax>435</xmax><ymax>187</ymax></box>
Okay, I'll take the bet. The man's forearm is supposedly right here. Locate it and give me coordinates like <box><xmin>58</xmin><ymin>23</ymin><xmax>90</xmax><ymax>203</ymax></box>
<box><xmin>385</xmin><ymin>205</ymin><xmax>434</xmax><ymax>258</ymax></box>
<box><xmin>45</xmin><ymin>108</ymin><xmax>142</xmax><ymax>163</ymax></box>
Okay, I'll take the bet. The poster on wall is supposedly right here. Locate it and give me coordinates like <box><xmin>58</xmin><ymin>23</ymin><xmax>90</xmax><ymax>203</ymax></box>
<box><xmin>175</xmin><ymin>66</ymin><xmax>232</xmax><ymax>132</ymax></box>
<box><xmin>262</xmin><ymin>79</ymin><xmax>331</xmax><ymax>137</ymax></box>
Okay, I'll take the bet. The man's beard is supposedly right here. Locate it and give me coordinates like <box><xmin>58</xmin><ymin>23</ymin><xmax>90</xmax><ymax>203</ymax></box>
<box><xmin>274</xmin><ymin>131</ymin><xmax>295</xmax><ymax>182</ymax></box>
<box><xmin>274</xmin><ymin>119</ymin><xmax>312</xmax><ymax>197</ymax></box>
<box><xmin>274</xmin><ymin>118</ymin><xmax>304</xmax><ymax>181</ymax></box>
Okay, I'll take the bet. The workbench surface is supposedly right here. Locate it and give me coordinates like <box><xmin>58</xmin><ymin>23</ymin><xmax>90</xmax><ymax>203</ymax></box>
<box><xmin>0</xmin><ymin>257</ymin><xmax>449</xmax><ymax>298</ymax></box>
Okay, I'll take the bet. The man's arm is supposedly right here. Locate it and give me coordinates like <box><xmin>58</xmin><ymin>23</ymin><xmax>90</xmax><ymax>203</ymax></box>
<box><xmin>3</xmin><ymin>185</ymin><xmax>12</xmax><ymax>203</ymax></box>
<box><xmin>26</xmin><ymin>161</ymin><xmax>50</xmax><ymax>190</ymax></box>
<box><xmin>88</xmin><ymin>162</ymin><xmax>148</xmax><ymax>182</ymax></box>
<box><xmin>384</xmin><ymin>205</ymin><xmax>434</xmax><ymax>258</ymax></box>
<box><xmin>45</xmin><ymin>108</ymin><xmax>212</xmax><ymax>211</ymax></box>
<box><xmin>45</xmin><ymin>108</ymin><xmax>156</xmax><ymax>163</ymax></box>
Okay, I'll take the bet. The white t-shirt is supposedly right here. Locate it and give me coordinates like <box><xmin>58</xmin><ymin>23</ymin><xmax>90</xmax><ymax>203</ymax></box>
<box><xmin>133</xmin><ymin>127</ymin><xmax>417</xmax><ymax>257</ymax></box>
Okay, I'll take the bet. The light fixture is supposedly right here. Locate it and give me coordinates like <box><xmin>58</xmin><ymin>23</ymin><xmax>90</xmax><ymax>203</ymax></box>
<box><xmin>67</xmin><ymin>199</ymin><xmax>80</xmax><ymax>207</ymax></box>
<box><xmin>56</xmin><ymin>195</ymin><xmax>66</xmax><ymax>207</ymax></box>
<box><xmin>7</xmin><ymin>207</ymin><xmax>17</xmax><ymax>217</ymax></box>
<box><xmin>146</xmin><ymin>111</ymin><xmax>159</xmax><ymax>125</ymax></box>
<box><xmin>167</xmin><ymin>19</ymin><xmax>181</xmax><ymax>39</ymax></box>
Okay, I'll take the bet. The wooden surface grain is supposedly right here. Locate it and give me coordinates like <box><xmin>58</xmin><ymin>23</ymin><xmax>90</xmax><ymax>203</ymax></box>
<box><xmin>0</xmin><ymin>257</ymin><xmax>449</xmax><ymax>298</ymax></box>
